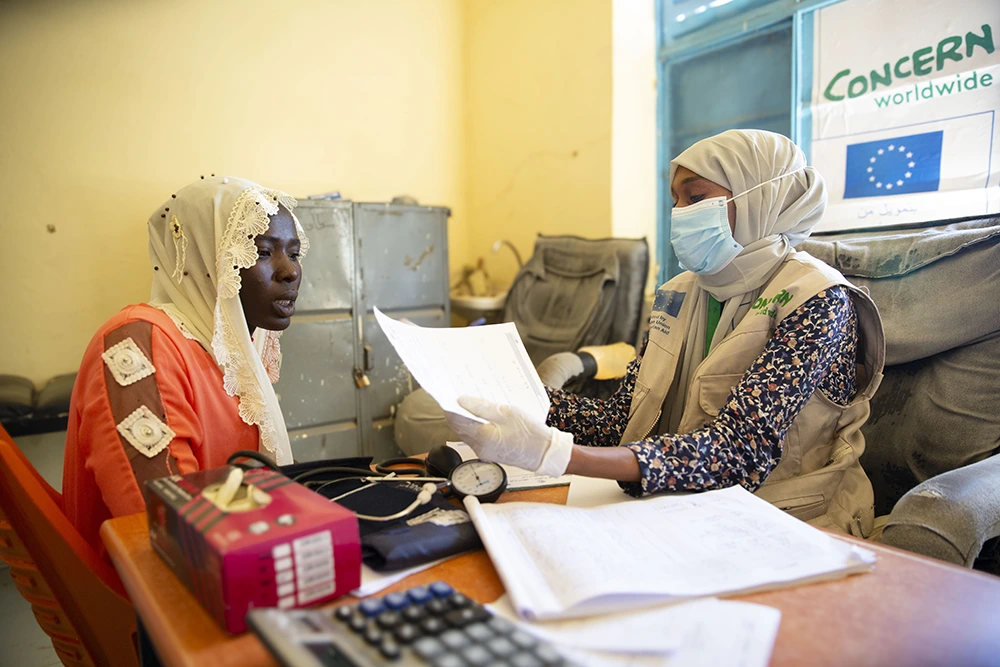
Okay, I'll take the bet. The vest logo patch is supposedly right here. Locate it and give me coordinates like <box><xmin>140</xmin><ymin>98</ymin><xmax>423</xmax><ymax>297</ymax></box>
<box><xmin>653</xmin><ymin>290</ymin><xmax>686</xmax><ymax>318</ymax></box>
<box><xmin>650</xmin><ymin>290</ymin><xmax>685</xmax><ymax>336</ymax></box>
<box><xmin>752</xmin><ymin>289</ymin><xmax>793</xmax><ymax>318</ymax></box>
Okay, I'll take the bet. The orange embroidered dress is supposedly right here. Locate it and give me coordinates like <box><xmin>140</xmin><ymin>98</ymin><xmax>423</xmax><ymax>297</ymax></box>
<box><xmin>62</xmin><ymin>176</ymin><xmax>308</xmax><ymax>556</ymax></box>
<box><xmin>62</xmin><ymin>304</ymin><xmax>259</xmax><ymax>555</ymax></box>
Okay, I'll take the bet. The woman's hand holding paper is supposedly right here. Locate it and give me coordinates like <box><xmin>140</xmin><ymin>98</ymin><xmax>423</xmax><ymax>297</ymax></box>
<box><xmin>445</xmin><ymin>397</ymin><xmax>573</xmax><ymax>477</ymax></box>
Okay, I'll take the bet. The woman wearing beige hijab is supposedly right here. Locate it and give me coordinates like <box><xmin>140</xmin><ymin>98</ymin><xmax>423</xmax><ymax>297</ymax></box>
<box><xmin>63</xmin><ymin>176</ymin><xmax>309</xmax><ymax>555</ymax></box>
<box><xmin>448</xmin><ymin>130</ymin><xmax>885</xmax><ymax>535</ymax></box>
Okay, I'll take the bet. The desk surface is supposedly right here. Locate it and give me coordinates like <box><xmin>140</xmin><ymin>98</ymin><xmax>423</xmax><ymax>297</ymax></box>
<box><xmin>101</xmin><ymin>485</ymin><xmax>1000</xmax><ymax>667</ymax></box>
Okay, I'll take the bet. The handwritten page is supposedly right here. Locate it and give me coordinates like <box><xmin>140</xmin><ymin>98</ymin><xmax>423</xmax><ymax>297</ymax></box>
<box><xmin>374</xmin><ymin>308</ymin><xmax>548</xmax><ymax>423</ymax></box>
<box><xmin>465</xmin><ymin>485</ymin><xmax>876</xmax><ymax>621</ymax></box>
<box><xmin>488</xmin><ymin>594</ymin><xmax>780</xmax><ymax>667</ymax></box>
<box><xmin>447</xmin><ymin>442</ymin><xmax>572</xmax><ymax>490</ymax></box>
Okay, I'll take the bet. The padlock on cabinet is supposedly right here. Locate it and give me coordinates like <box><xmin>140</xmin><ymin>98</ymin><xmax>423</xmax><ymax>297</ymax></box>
<box><xmin>352</xmin><ymin>367</ymin><xmax>371</xmax><ymax>388</ymax></box>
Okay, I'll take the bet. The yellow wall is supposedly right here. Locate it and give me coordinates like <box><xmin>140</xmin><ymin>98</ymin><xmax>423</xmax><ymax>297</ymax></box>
<box><xmin>0</xmin><ymin>0</ymin><xmax>467</xmax><ymax>385</ymax></box>
<box><xmin>0</xmin><ymin>0</ymin><xmax>615</xmax><ymax>384</ymax></box>
<box><xmin>464</xmin><ymin>0</ymin><xmax>613</xmax><ymax>288</ymax></box>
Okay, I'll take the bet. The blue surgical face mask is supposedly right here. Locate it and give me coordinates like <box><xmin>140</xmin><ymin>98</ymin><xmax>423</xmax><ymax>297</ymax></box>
<box><xmin>670</xmin><ymin>167</ymin><xmax>806</xmax><ymax>275</ymax></box>
<box><xmin>669</xmin><ymin>197</ymin><xmax>742</xmax><ymax>275</ymax></box>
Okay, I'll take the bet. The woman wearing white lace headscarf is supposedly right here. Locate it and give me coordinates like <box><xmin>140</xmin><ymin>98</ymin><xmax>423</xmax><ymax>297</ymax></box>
<box><xmin>448</xmin><ymin>130</ymin><xmax>886</xmax><ymax>536</ymax></box>
<box><xmin>63</xmin><ymin>176</ymin><xmax>309</xmax><ymax>554</ymax></box>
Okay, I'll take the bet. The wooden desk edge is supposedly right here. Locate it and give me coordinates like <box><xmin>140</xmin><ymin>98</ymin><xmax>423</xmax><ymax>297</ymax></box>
<box><xmin>101</xmin><ymin>520</ymin><xmax>190</xmax><ymax>667</ymax></box>
<box><xmin>100</xmin><ymin>518</ymin><xmax>272</xmax><ymax>667</ymax></box>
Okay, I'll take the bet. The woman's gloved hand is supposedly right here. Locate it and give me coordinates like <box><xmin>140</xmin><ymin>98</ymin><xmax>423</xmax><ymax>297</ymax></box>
<box><xmin>444</xmin><ymin>397</ymin><xmax>574</xmax><ymax>478</ymax></box>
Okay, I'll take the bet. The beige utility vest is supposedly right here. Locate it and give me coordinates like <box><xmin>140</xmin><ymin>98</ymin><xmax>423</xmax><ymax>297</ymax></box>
<box><xmin>621</xmin><ymin>251</ymin><xmax>885</xmax><ymax>536</ymax></box>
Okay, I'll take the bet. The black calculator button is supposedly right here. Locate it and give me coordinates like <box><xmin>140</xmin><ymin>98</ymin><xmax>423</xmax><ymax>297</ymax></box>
<box><xmin>444</xmin><ymin>608</ymin><xmax>478</xmax><ymax>628</ymax></box>
<box><xmin>431</xmin><ymin>654</ymin><xmax>464</xmax><ymax>667</ymax></box>
<box><xmin>461</xmin><ymin>645</ymin><xmax>493</xmax><ymax>666</ymax></box>
<box><xmin>510</xmin><ymin>631</ymin><xmax>538</xmax><ymax>650</ymax></box>
<box><xmin>533</xmin><ymin>645</ymin><xmax>564</xmax><ymax>666</ymax></box>
<box><xmin>403</xmin><ymin>605</ymin><xmax>427</xmax><ymax>622</ymax></box>
<box><xmin>421</xmin><ymin>617</ymin><xmax>447</xmax><ymax>635</ymax></box>
<box><xmin>486</xmin><ymin>636</ymin><xmax>517</xmax><ymax>657</ymax></box>
<box><xmin>379</xmin><ymin>638</ymin><xmax>402</xmax><ymax>660</ymax></box>
<box><xmin>440</xmin><ymin>629</ymin><xmax>470</xmax><ymax>650</ymax></box>
<box><xmin>426</xmin><ymin>598</ymin><xmax>450</xmax><ymax>616</ymax></box>
<box><xmin>448</xmin><ymin>593</ymin><xmax>472</xmax><ymax>608</ymax></box>
<box><xmin>413</xmin><ymin>637</ymin><xmax>446</xmax><ymax>660</ymax></box>
<box><xmin>464</xmin><ymin>622</ymin><xmax>495</xmax><ymax>643</ymax></box>
<box><xmin>348</xmin><ymin>613</ymin><xmax>367</xmax><ymax>633</ymax></box>
<box><xmin>467</xmin><ymin>605</ymin><xmax>491</xmax><ymax>623</ymax></box>
<box><xmin>446</xmin><ymin>606</ymin><xmax>489</xmax><ymax>627</ymax></box>
<box><xmin>510</xmin><ymin>652</ymin><xmax>543</xmax><ymax>667</ymax></box>
<box><xmin>334</xmin><ymin>605</ymin><xmax>354</xmax><ymax>621</ymax></box>
<box><xmin>376</xmin><ymin>611</ymin><xmax>402</xmax><ymax>629</ymax></box>
<box><xmin>363</xmin><ymin>625</ymin><xmax>383</xmax><ymax>645</ymax></box>
<box><xmin>486</xmin><ymin>616</ymin><xmax>515</xmax><ymax>635</ymax></box>
<box><xmin>394</xmin><ymin>623</ymin><xmax>420</xmax><ymax>644</ymax></box>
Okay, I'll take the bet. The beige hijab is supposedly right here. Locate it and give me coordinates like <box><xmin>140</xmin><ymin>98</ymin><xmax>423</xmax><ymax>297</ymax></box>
<box><xmin>662</xmin><ymin>130</ymin><xmax>827</xmax><ymax>432</ymax></box>
<box><xmin>146</xmin><ymin>176</ymin><xmax>309</xmax><ymax>465</ymax></box>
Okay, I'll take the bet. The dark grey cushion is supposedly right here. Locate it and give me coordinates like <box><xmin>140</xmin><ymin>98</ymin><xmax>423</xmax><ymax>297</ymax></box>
<box><xmin>880</xmin><ymin>454</ymin><xmax>1000</xmax><ymax>572</ymax></box>
<box><xmin>0</xmin><ymin>375</ymin><xmax>35</xmax><ymax>420</ymax></box>
<box><xmin>34</xmin><ymin>373</ymin><xmax>77</xmax><ymax>417</ymax></box>
<box><xmin>862</xmin><ymin>333</ymin><xmax>1000</xmax><ymax>516</ymax></box>
<box><xmin>800</xmin><ymin>217</ymin><xmax>1000</xmax><ymax>364</ymax></box>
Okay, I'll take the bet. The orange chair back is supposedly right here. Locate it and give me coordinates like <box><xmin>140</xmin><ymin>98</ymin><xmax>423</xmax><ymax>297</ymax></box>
<box><xmin>0</xmin><ymin>424</ymin><xmax>138</xmax><ymax>667</ymax></box>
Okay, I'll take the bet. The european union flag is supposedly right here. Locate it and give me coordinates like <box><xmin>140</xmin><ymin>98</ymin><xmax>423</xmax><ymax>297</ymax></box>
<box><xmin>843</xmin><ymin>130</ymin><xmax>943</xmax><ymax>199</ymax></box>
<box><xmin>653</xmin><ymin>290</ymin><xmax>685</xmax><ymax>318</ymax></box>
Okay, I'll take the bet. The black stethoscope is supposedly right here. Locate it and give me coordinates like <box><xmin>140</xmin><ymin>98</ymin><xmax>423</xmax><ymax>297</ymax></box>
<box><xmin>228</xmin><ymin>446</ymin><xmax>508</xmax><ymax>522</ymax></box>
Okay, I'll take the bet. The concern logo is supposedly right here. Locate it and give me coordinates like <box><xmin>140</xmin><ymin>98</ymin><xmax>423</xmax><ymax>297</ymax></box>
<box><xmin>822</xmin><ymin>23</ymin><xmax>994</xmax><ymax>102</ymax></box>
<box><xmin>752</xmin><ymin>289</ymin><xmax>793</xmax><ymax>318</ymax></box>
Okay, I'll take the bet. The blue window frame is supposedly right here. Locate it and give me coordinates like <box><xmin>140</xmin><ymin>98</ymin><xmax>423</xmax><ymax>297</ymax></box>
<box><xmin>656</xmin><ymin>0</ymin><xmax>842</xmax><ymax>282</ymax></box>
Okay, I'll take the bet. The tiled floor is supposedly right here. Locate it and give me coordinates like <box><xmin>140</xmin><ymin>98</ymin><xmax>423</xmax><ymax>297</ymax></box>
<box><xmin>1</xmin><ymin>431</ymin><xmax>66</xmax><ymax>667</ymax></box>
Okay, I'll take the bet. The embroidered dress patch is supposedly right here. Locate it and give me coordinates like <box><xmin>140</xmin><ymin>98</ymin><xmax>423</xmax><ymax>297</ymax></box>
<box><xmin>117</xmin><ymin>405</ymin><xmax>175</xmax><ymax>458</ymax></box>
<box><xmin>102</xmin><ymin>337</ymin><xmax>156</xmax><ymax>386</ymax></box>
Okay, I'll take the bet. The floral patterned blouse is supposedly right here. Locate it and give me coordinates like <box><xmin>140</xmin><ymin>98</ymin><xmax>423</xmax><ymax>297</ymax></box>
<box><xmin>547</xmin><ymin>286</ymin><xmax>858</xmax><ymax>497</ymax></box>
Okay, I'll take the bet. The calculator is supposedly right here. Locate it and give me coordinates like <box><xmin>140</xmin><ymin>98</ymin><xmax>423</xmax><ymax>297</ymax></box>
<box><xmin>246</xmin><ymin>581</ymin><xmax>572</xmax><ymax>667</ymax></box>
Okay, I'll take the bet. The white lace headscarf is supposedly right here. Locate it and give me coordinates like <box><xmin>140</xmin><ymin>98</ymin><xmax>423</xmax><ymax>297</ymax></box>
<box><xmin>661</xmin><ymin>130</ymin><xmax>827</xmax><ymax>433</ymax></box>
<box><xmin>147</xmin><ymin>176</ymin><xmax>309</xmax><ymax>465</ymax></box>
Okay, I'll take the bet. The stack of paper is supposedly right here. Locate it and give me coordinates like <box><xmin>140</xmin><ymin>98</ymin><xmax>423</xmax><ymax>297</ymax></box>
<box><xmin>464</xmin><ymin>485</ymin><xmax>875</xmax><ymax>621</ymax></box>
<box><xmin>488</xmin><ymin>595</ymin><xmax>781</xmax><ymax>667</ymax></box>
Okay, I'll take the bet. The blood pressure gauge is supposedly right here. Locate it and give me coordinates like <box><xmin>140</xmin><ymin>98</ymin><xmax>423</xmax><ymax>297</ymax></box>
<box><xmin>448</xmin><ymin>460</ymin><xmax>508</xmax><ymax>503</ymax></box>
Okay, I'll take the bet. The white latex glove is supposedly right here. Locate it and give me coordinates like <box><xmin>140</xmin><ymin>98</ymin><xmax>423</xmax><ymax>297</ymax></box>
<box><xmin>445</xmin><ymin>397</ymin><xmax>574</xmax><ymax>478</ymax></box>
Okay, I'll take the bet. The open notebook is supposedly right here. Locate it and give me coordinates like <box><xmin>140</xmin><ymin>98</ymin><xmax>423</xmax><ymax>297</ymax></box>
<box><xmin>465</xmin><ymin>485</ymin><xmax>875</xmax><ymax>621</ymax></box>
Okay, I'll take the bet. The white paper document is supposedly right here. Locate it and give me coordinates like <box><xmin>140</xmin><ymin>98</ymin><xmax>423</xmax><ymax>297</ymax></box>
<box><xmin>465</xmin><ymin>485</ymin><xmax>876</xmax><ymax>621</ymax></box>
<box><xmin>566</xmin><ymin>475</ymin><xmax>644</xmax><ymax>508</ymax></box>
<box><xmin>489</xmin><ymin>594</ymin><xmax>780</xmax><ymax>667</ymax></box>
<box><xmin>447</xmin><ymin>442</ymin><xmax>572</xmax><ymax>490</ymax></box>
<box><xmin>374</xmin><ymin>308</ymin><xmax>549</xmax><ymax>423</ymax></box>
<box><xmin>350</xmin><ymin>556</ymin><xmax>456</xmax><ymax>598</ymax></box>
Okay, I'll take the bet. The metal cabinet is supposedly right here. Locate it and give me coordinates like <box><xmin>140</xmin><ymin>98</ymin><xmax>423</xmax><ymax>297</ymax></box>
<box><xmin>275</xmin><ymin>201</ymin><xmax>450</xmax><ymax>463</ymax></box>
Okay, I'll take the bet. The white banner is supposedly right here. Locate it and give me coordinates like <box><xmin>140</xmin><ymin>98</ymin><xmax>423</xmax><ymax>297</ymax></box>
<box><xmin>810</xmin><ymin>0</ymin><xmax>1000</xmax><ymax>232</ymax></box>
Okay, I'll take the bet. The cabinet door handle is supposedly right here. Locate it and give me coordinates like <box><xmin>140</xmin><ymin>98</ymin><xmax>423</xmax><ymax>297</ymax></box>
<box><xmin>364</xmin><ymin>344</ymin><xmax>374</xmax><ymax>371</ymax></box>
